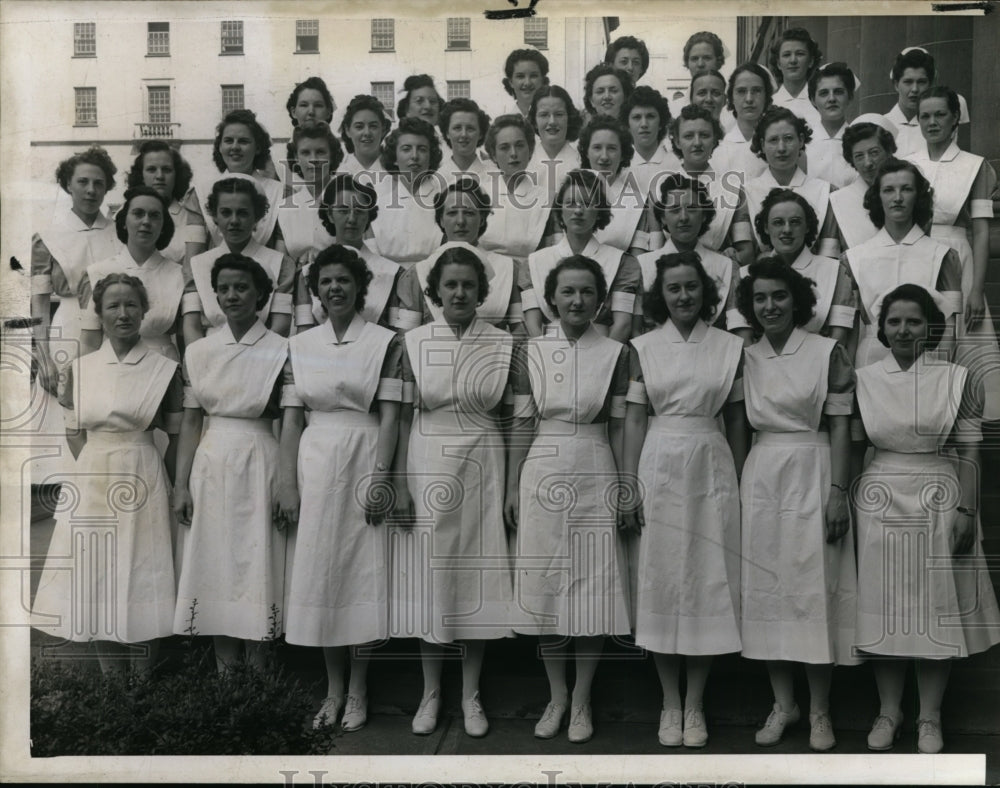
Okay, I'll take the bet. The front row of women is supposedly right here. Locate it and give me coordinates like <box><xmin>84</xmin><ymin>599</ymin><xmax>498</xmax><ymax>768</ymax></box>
<box><xmin>33</xmin><ymin>245</ymin><xmax>999</xmax><ymax>754</ymax></box>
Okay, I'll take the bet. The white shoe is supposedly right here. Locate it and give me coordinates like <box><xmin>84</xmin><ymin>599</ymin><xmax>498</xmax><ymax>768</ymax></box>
<box><xmin>462</xmin><ymin>692</ymin><xmax>489</xmax><ymax>737</ymax></box>
<box><xmin>755</xmin><ymin>702</ymin><xmax>800</xmax><ymax>746</ymax></box>
<box><xmin>567</xmin><ymin>703</ymin><xmax>593</xmax><ymax>743</ymax></box>
<box><xmin>312</xmin><ymin>695</ymin><xmax>344</xmax><ymax>729</ymax></box>
<box><xmin>683</xmin><ymin>707</ymin><xmax>708</xmax><ymax>748</ymax></box>
<box><xmin>533</xmin><ymin>701</ymin><xmax>566</xmax><ymax>739</ymax></box>
<box><xmin>412</xmin><ymin>690</ymin><xmax>440</xmax><ymax>735</ymax></box>
<box><xmin>809</xmin><ymin>711</ymin><xmax>836</xmax><ymax>751</ymax></box>
<box><xmin>867</xmin><ymin>713</ymin><xmax>902</xmax><ymax>751</ymax></box>
<box><xmin>658</xmin><ymin>707</ymin><xmax>683</xmax><ymax>746</ymax></box>
<box><xmin>341</xmin><ymin>693</ymin><xmax>367</xmax><ymax>732</ymax></box>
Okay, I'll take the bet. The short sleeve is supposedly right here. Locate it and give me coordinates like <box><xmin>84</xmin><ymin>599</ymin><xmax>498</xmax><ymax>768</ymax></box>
<box><xmin>968</xmin><ymin>161</ymin><xmax>995</xmax><ymax>219</ymax></box>
<box><xmin>376</xmin><ymin>335</ymin><xmax>404</xmax><ymax>402</ymax></box>
<box><xmin>952</xmin><ymin>371</ymin><xmax>984</xmax><ymax>444</ymax></box>
<box><xmin>816</xmin><ymin>209</ymin><xmax>841</xmax><ymax>258</ymax></box>
<box><xmin>279</xmin><ymin>358</ymin><xmax>303</xmax><ymax>408</ymax></box>
<box><xmin>727</xmin><ymin>354</ymin><xmax>745</xmax><ymax>404</ymax></box>
<box><xmin>181</xmin><ymin>355</ymin><xmax>202</xmax><ymax>410</ymax></box>
<box><xmin>609</xmin><ymin>254</ymin><xmax>640</xmax><ymax>314</ymax></box>
<box><xmin>827</xmin><ymin>260</ymin><xmax>857</xmax><ymax>330</ymax></box>
<box><xmin>625</xmin><ymin>345</ymin><xmax>647</xmax><ymax>406</ymax></box>
<box><xmin>823</xmin><ymin>342</ymin><xmax>855</xmax><ymax>416</ymax></box>
<box><xmin>936</xmin><ymin>249</ymin><xmax>964</xmax><ymax>317</ymax></box>
<box><xmin>270</xmin><ymin>254</ymin><xmax>296</xmax><ymax>314</ymax></box>
<box><xmin>729</xmin><ymin>189</ymin><xmax>753</xmax><ymax>244</ymax></box>
<box><xmin>179</xmin><ymin>205</ymin><xmax>208</xmax><ymax>244</ymax></box>
<box><xmin>30</xmin><ymin>234</ymin><xmax>54</xmax><ymax>296</ymax></box>
<box><xmin>509</xmin><ymin>339</ymin><xmax>536</xmax><ymax>419</ymax></box>
<box><xmin>155</xmin><ymin>368</ymin><xmax>185</xmax><ymax>434</ymax></box>
<box><xmin>518</xmin><ymin>258</ymin><xmax>539</xmax><ymax>312</ymax></box>
<box><xmin>77</xmin><ymin>272</ymin><xmax>101</xmax><ymax>331</ymax></box>
<box><xmin>723</xmin><ymin>258</ymin><xmax>750</xmax><ymax>331</ymax></box>
<box><xmin>608</xmin><ymin>346</ymin><xmax>630</xmax><ymax>418</ymax></box>
<box><xmin>399</xmin><ymin>340</ymin><xmax>416</xmax><ymax>405</ymax></box>
<box><xmin>58</xmin><ymin>361</ymin><xmax>76</xmax><ymax>412</ymax></box>
<box><xmin>392</xmin><ymin>266</ymin><xmax>429</xmax><ymax>330</ymax></box>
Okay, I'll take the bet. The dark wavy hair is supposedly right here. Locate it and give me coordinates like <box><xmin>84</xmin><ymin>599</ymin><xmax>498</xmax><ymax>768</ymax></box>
<box><xmin>424</xmin><ymin>245</ymin><xmax>490</xmax><ymax>307</ymax></box>
<box><xmin>554</xmin><ymin>169</ymin><xmax>613</xmax><ymax>232</ymax></box>
<box><xmin>206</xmin><ymin>177</ymin><xmax>269</xmax><ymax>221</ymax></box>
<box><xmin>736</xmin><ymin>256</ymin><xmax>817</xmax><ymax>331</ymax></box>
<box><xmin>307</xmin><ymin>244</ymin><xmax>372</xmax><ymax>311</ymax></box>
<box><xmin>285</xmin><ymin>76</ymin><xmax>335</xmax><ymax>126</ymax></box>
<box><xmin>318</xmin><ymin>173</ymin><xmax>379</xmax><ymax>237</ymax></box>
<box><xmin>842</xmin><ymin>122</ymin><xmax>897</xmax><ymax>168</ymax></box>
<box><xmin>624</xmin><ymin>86</ymin><xmax>671</xmax><ymax>143</ymax></box>
<box><xmin>338</xmin><ymin>94</ymin><xmax>391</xmax><ymax>154</ymax></box>
<box><xmin>604</xmin><ymin>36</ymin><xmax>650</xmax><ymax>78</ymax></box>
<box><xmin>583</xmin><ymin>64</ymin><xmax>633</xmax><ymax>120</ymax></box>
<box><xmin>503</xmin><ymin>49</ymin><xmax>550</xmax><ymax>97</ymax></box>
<box><xmin>863</xmin><ymin>158</ymin><xmax>934</xmax><ymax>230</ymax></box>
<box><xmin>397</xmin><ymin>74</ymin><xmax>441</xmax><ymax>119</ymax></box>
<box><xmin>434</xmin><ymin>177</ymin><xmax>493</xmax><ymax>238</ymax></box>
<box><xmin>753</xmin><ymin>188</ymin><xmax>819</xmax><ymax>250</ymax></box>
<box><xmin>92</xmin><ymin>272</ymin><xmax>149</xmax><ymax>317</ymax></box>
<box><xmin>652</xmin><ymin>173</ymin><xmax>716</xmax><ymax>237</ymax></box>
<box><xmin>751</xmin><ymin>107</ymin><xmax>813</xmax><ymax>161</ymax></box>
<box><xmin>578</xmin><ymin>115</ymin><xmax>634</xmax><ymax>174</ymax></box>
<box><xmin>114</xmin><ymin>186</ymin><xmax>175</xmax><ymax>250</ymax></box>
<box><xmin>126</xmin><ymin>140</ymin><xmax>192</xmax><ymax>201</ymax></box>
<box><xmin>543</xmin><ymin>254</ymin><xmax>609</xmax><ymax>316</ymax></box>
<box><xmin>726</xmin><ymin>62</ymin><xmax>775</xmax><ymax>116</ymax></box>
<box><xmin>379</xmin><ymin>117</ymin><xmax>443</xmax><ymax>175</ymax></box>
<box><xmin>891</xmin><ymin>48</ymin><xmax>936</xmax><ymax>84</ymax></box>
<box><xmin>56</xmin><ymin>146</ymin><xmax>117</xmax><ymax>193</ymax></box>
<box><xmin>918</xmin><ymin>85</ymin><xmax>961</xmax><ymax>120</ymax></box>
<box><xmin>807</xmin><ymin>62</ymin><xmax>857</xmax><ymax>102</ymax></box>
<box><xmin>877</xmin><ymin>283</ymin><xmax>947</xmax><ymax>351</ymax></box>
<box><xmin>286</xmin><ymin>122</ymin><xmax>345</xmax><ymax>178</ymax></box>
<box><xmin>691</xmin><ymin>71</ymin><xmax>727</xmax><ymax>108</ymax></box>
<box><xmin>528</xmin><ymin>85</ymin><xmax>584</xmax><ymax>143</ymax></box>
<box><xmin>769</xmin><ymin>26</ymin><xmax>823</xmax><ymax>85</ymax></box>
<box><xmin>210</xmin><ymin>253</ymin><xmax>273</xmax><ymax>311</ymax></box>
<box><xmin>438</xmin><ymin>98</ymin><xmax>492</xmax><ymax>149</ymax></box>
<box><xmin>643</xmin><ymin>250</ymin><xmax>721</xmax><ymax>325</ymax></box>
<box><xmin>667</xmin><ymin>104</ymin><xmax>724</xmax><ymax>158</ymax></box>
<box><xmin>484</xmin><ymin>114</ymin><xmax>536</xmax><ymax>164</ymax></box>
<box><xmin>683</xmin><ymin>31</ymin><xmax>726</xmax><ymax>70</ymax></box>
<box><xmin>213</xmin><ymin>109</ymin><xmax>272</xmax><ymax>172</ymax></box>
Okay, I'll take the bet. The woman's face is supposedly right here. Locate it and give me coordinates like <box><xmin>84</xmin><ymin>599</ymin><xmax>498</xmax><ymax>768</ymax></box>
<box><xmin>124</xmin><ymin>195</ymin><xmax>165</xmax><ymax>251</ymax></box>
<box><xmin>446</xmin><ymin>111</ymin><xmax>481</xmax><ymax>160</ymax></box>
<box><xmin>213</xmin><ymin>191</ymin><xmax>257</xmax><ymax>249</ymax></box>
<box><xmin>347</xmin><ymin>109</ymin><xmax>385</xmax><ymax>163</ymax></box>
<box><xmin>437</xmin><ymin>262</ymin><xmax>479</xmax><ymax>325</ymax></box>
<box><xmin>586</xmin><ymin>129</ymin><xmax>623</xmax><ymax>178</ymax></box>
<box><xmin>326</xmin><ymin>187</ymin><xmax>370</xmax><ymax>246</ymax></box>
<box><xmin>659</xmin><ymin>188</ymin><xmax>705</xmax><ymax>246</ymax></box>
<box><xmin>752</xmin><ymin>277</ymin><xmax>795</xmax><ymax>337</ymax></box>
<box><xmin>67</xmin><ymin>163</ymin><xmax>108</xmax><ymax>220</ymax></box>
<box><xmin>395</xmin><ymin>133</ymin><xmax>431</xmax><ymax>176</ymax></box>
<box><xmin>293</xmin><ymin>88</ymin><xmax>333</xmax><ymax>128</ymax></box>
<box><xmin>215</xmin><ymin>268</ymin><xmax>259</xmax><ymax>324</ymax></box>
<box><xmin>895</xmin><ymin>67</ymin><xmax>931</xmax><ymax>115</ymax></box>
<box><xmin>766</xmin><ymin>200</ymin><xmax>808</xmax><ymax>258</ymax></box>
<box><xmin>628</xmin><ymin>105</ymin><xmax>660</xmax><ymax>155</ymax></box>
<box><xmin>99</xmin><ymin>283</ymin><xmax>144</xmax><ymax>341</ymax></box>
<box><xmin>686</xmin><ymin>42</ymin><xmax>719</xmax><ymax>76</ymax></box>
<box><xmin>141</xmin><ymin>151</ymin><xmax>176</xmax><ymax>201</ymax></box>
<box><xmin>552</xmin><ymin>267</ymin><xmax>600</xmax><ymax>327</ymax></box>
<box><xmin>406</xmin><ymin>86</ymin><xmax>440</xmax><ymax>125</ymax></box>
<box><xmin>316</xmin><ymin>262</ymin><xmax>357</xmax><ymax>319</ymax></box>
<box><xmin>778</xmin><ymin>39</ymin><xmax>813</xmax><ymax>85</ymax></box>
<box><xmin>493</xmin><ymin>126</ymin><xmax>530</xmax><ymax>179</ymax></box>
<box><xmin>661</xmin><ymin>264</ymin><xmax>704</xmax><ymax>327</ymax></box>
<box><xmin>535</xmin><ymin>96</ymin><xmax>569</xmax><ymax>149</ymax></box>
<box><xmin>439</xmin><ymin>190</ymin><xmax>483</xmax><ymax>243</ymax></box>
<box><xmin>812</xmin><ymin>76</ymin><xmax>849</xmax><ymax>125</ymax></box>
<box><xmin>560</xmin><ymin>183</ymin><xmax>600</xmax><ymax>236</ymax></box>
<box><xmin>612</xmin><ymin>48</ymin><xmax>644</xmax><ymax>83</ymax></box>
<box><xmin>676</xmin><ymin>118</ymin><xmax>717</xmax><ymax>170</ymax></box>
<box><xmin>762</xmin><ymin>120</ymin><xmax>803</xmax><ymax>173</ymax></box>
<box><xmin>692</xmin><ymin>74</ymin><xmax>726</xmax><ymax>119</ymax></box>
<box><xmin>591</xmin><ymin>75</ymin><xmax>625</xmax><ymax>118</ymax></box>
<box><xmin>918</xmin><ymin>96</ymin><xmax>958</xmax><ymax>147</ymax></box>
<box><xmin>850</xmin><ymin>136</ymin><xmax>890</xmax><ymax>186</ymax></box>
<box><xmin>882</xmin><ymin>299</ymin><xmax>928</xmax><ymax>362</ymax></box>
<box><xmin>732</xmin><ymin>71</ymin><xmax>767</xmax><ymax>124</ymax></box>
<box><xmin>878</xmin><ymin>170</ymin><xmax>918</xmax><ymax>225</ymax></box>
<box><xmin>219</xmin><ymin>122</ymin><xmax>258</xmax><ymax>174</ymax></box>
<box><xmin>296</xmin><ymin>135</ymin><xmax>334</xmax><ymax>186</ymax></box>
<box><xmin>511</xmin><ymin>59</ymin><xmax>545</xmax><ymax>105</ymax></box>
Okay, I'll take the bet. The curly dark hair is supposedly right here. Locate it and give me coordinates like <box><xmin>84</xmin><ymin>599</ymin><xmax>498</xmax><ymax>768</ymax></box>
<box><xmin>318</xmin><ymin>173</ymin><xmax>379</xmax><ymax>237</ymax></box>
<box><xmin>918</xmin><ymin>85</ymin><xmax>961</xmax><ymax>119</ymax></box>
<box><xmin>726</xmin><ymin>62</ymin><xmax>775</xmax><ymax>116</ymax></box>
<box><xmin>285</xmin><ymin>76</ymin><xmax>335</xmax><ymax>127</ymax></box>
<box><xmin>683</xmin><ymin>31</ymin><xmax>726</xmax><ymax>70</ymax></box>
<box><xmin>769</xmin><ymin>26</ymin><xmax>823</xmax><ymax>86</ymax></box>
<box><xmin>126</xmin><ymin>140</ymin><xmax>192</xmax><ymax>201</ymax></box>
<box><xmin>438</xmin><ymin>98</ymin><xmax>492</xmax><ymax>149</ymax></box>
<box><xmin>624</xmin><ymin>86</ymin><xmax>671</xmax><ymax>143</ymax></box>
<box><xmin>307</xmin><ymin>244</ymin><xmax>372</xmax><ymax>311</ymax></box>
<box><xmin>807</xmin><ymin>62</ymin><xmax>858</xmax><ymax>102</ymax></box>
<box><xmin>213</xmin><ymin>109</ymin><xmax>272</xmax><ymax>172</ymax></box>
<box><xmin>424</xmin><ymin>245</ymin><xmax>490</xmax><ymax>307</ymax></box>
<box><xmin>434</xmin><ymin>177</ymin><xmax>493</xmax><ymax>238</ymax></box>
<box><xmin>863</xmin><ymin>158</ymin><xmax>934</xmax><ymax>230</ymax></box>
<box><xmin>529</xmin><ymin>86</ymin><xmax>584</xmax><ymax>143</ymax></box>
<box><xmin>286</xmin><ymin>122</ymin><xmax>345</xmax><ymax>179</ymax></box>
<box><xmin>338</xmin><ymin>94</ymin><xmax>391</xmax><ymax>154</ymax></box>
<box><xmin>114</xmin><ymin>186</ymin><xmax>176</xmax><ymax>250</ymax></box>
<box><xmin>210</xmin><ymin>253</ymin><xmax>273</xmax><ymax>311</ymax></box>
<box><xmin>891</xmin><ymin>48</ymin><xmax>936</xmax><ymax>84</ymax></box>
<box><xmin>652</xmin><ymin>173</ymin><xmax>716</xmax><ymax>237</ymax></box>
<box><xmin>206</xmin><ymin>177</ymin><xmax>269</xmax><ymax>221</ymax></box>
<box><xmin>543</xmin><ymin>254</ymin><xmax>609</xmax><ymax>316</ymax></box>
<box><xmin>753</xmin><ymin>188</ymin><xmax>819</xmax><ymax>250</ymax></box>
<box><xmin>56</xmin><ymin>146</ymin><xmax>117</xmax><ymax>193</ymax></box>
<box><xmin>667</xmin><ymin>104</ymin><xmax>724</xmax><ymax>158</ymax></box>
<box><xmin>554</xmin><ymin>169</ymin><xmax>613</xmax><ymax>233</ymax></box>
<box><xmin>484</xmin><ymin>114</ymin><xmax>536</xmax><ymax>164</ymax></box>
<box><xmin>643</xmin><ymin>250</ymin><xmax>720</xmax><ymax>325</ymax></box>
<box><xmin>380</xmin><ymin>117</ymin><xmax>443</xmax><ymax>175</ymax></box>
<box><xmin>877</xmin><ymin>283</ymin><xmax>947</xmax><ymax>351</ymax></box>
<box><xmin>92</xmin><ymin>272</ymin><xmax>149</xmax><ymax>317</ymax></box>
<box><xmin>578</xmin><ymin>115</ymin><xmax>634</xmax><ymax>174</ymax></box>
<box><xmin>842</xmin><ymin>122</ymin><xmax>897</xmax><ymax>168</ymax></box>
<box><xmin>736</xmin><ymin>256</ymin><xmax>817</xmax><ymax>331</ymax></box>
<box><xmin>604</xmin><ymin>36</ymin><xmax>650</xmax><ymax>78</ymax></box>
<box><xmin>397</xmin><ymin>74</ymin><xmax>441</xmax><ymax>120</ymax></box>
<box><xmin>502</xmin><ymin>49</ymin><xmax>550</xmax><ymax>97</ymax></box>
<box><xmin>751</xmin><ymin>107</ymin><xmax>813</xmax><ymax>162</ymax></box>
<box><xmin>583</xmin><ymin>64</ymin><xmax>633</xmax><ymax>120</ymax></box>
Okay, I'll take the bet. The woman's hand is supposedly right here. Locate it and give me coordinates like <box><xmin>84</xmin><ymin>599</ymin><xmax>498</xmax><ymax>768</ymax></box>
<box><xmin>721</xmin><ymin>246</ymin><xmax>740</xmax><ymax>263</ymax></box>
<box><xmin>825</xmin><ymin>486</ymin><xmax>850</xmax><ymax>543</ymax></box>
<box><xmin>35</xmin><ymin>351</ymin><xmax>60</xmax><ymax>396</ymax></box>
<box><xmin>616</xmin><ymin>478</ymin><xmax>645</xmax><ymax>535</ymax></box>
<box><xmin>965</xmin><ymin>286</ymin><xmax>986</xmax><ymax>331</ymax></box>
<box><xmin>275</xmin><ymin>483</ymin><xmax>299</xmax><ymax>530</ymax></box>
<box><xmin>503</xmin><ymin>485</ymin><xmax>519</xmax><ymax>534</ymax></box>
<box><xmin>389</xmin><ymin>477</ymin><xmax>415</xmax><ymax>527</ymax></box>
<box><xmin>173</xmin><ymin>485</ymin><xmax>194</xmax><ymax>526</ymax></box>
<box><xmin>364</xmin><ymin>471</ymin><xmax>395</xmax><ymax>526</ymax></box>
<box><xmin>951</xmin><ymin>510</ymin><xmax>975</xmax><ymax>555</ymax></box>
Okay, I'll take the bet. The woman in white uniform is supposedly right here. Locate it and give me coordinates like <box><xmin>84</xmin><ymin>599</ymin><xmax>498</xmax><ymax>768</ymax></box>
<box><xmin>582</xmin><ymin>64</ymin><xmax>633</xmax><ymax>125</ymax></box>
<box><xmin>883</xmin><ymin>48</ymin><xmax>935</xmax><ymax>159</ymax></box>
<box><xmin>500</xmin><ymin>49</ymin><xmax>550</xmax><ymax>119</ymax></box>
<box><xmin>804</xmin><ymin>63</ymin><xmax>859</xmax><ymax>189</ymax></box>
<box><xmin>768</xmin><ymin>26</ymin><xmax>824</xmax><ymax>130</ymax></box>
<box><xmin>854</xmin><ymin>284</ymin><xmax>1000</xmax><ymax>753</ymax></box>
<box><xmin>716</xmin><ymin>63</ymin><xmax>773</xmax><ymax>182</ymax></box>
<box><xmin>527</xmin><ymin>85</ymin><xmax>583</xmax><ymax>202</ymax></box>
<box><xmin>338</xmin><ymin>94</ymin><xmax>391</xmax><ymax>185</ymax></box>
<box><xmin>437</xmin><ymin>98</ymin><xmax>492</xmax><ymax>186</ymax></box>
<box><xmin>831</xmin><ymin>117</ymin><xmax>897</xmax><ymax>250</ymax></box>
<box><xmin>624</xmin><ymin>86</ymin><xmax>676</xmax><ymax>210</ymax></box>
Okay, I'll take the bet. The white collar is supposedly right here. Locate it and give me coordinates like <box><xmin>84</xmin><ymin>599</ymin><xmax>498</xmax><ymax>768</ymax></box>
<box><xmin>874</xmin><ymin>224</ymin><xmax>925</xmax><ymax>247</ymax></box>
<box><xmin>219</xmin><ymin>318</ymin><xmax>268</xmax><ymax>346</ymax></box>
<box><xmin>758</xmin><ymin>326</ymin><xmax>808</xmax><ymax>357</ymax></box>
<box><xmin>320</xmin><ymin>312</ymin><xmax>367</xmax><ymax>345</ymax></box>
<box><xmin>544</xmin><ymin>322</ymin><xmax>603</xmax><ymax>349</ymax></box>
<box><xmin>96</xmin><ymin>337</ymin><xmax>150</xmax><ymax>365</ymax></box>
<box><xmin>662</xmin><ymin>318</ymin><xmax>709</xmax><ymax>343</ymax></box>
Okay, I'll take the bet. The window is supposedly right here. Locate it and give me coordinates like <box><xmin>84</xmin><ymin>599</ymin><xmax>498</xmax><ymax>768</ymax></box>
<box><xmin>221</xmin><ymin>20</ymin><xmax>243</xmax><ymax>54</ymax></box>
<box><xmin>74</xmin><ymin>87</ymin><xmax>97</xmax><ymax>126</ymax></box>
<box><xmin>221</xmin><ymin>84</ymin><xmax>245</xmax><ymax>115</ymax></box>
<box><xmin>147</xmin><ymin>22</ymin><xmax>169</xmax><ymax>55</ymax></box>
<box><xmin>447</xmin><ymin>81</ymin><xmax>471</xmax><ymax>100</ymax></box>
<box><xmin>371</xmin><ymin>19</ymin><xmax>394</xmax><ymax>52</ymax></box>
<box><xmin>295</xmin><ymin>19</ymin><xmax>319</xmax><ymax>53</ymax></box>
<box><xmin>147</xmin><ymin>86</ymin><xmax>171</xmax><ymax>124</ymax></box>
<box><xmin>370</xmin><ymin>82</ymin><xmax>395</xmax><ymax>120</ymax></box>
<box><xmin>73</xmin><ymin>22</ymin><xmax>95</xmax><ymax>57</ymax></box>
<box><xmin>447</xmin><ymin>18</ymin><xmax>470</xmax><ymax>50</ymax></box>
<box><xmin>524</xmin><ymin>17</ymin><xmax>548</xmax><ymax>49</ymax></box>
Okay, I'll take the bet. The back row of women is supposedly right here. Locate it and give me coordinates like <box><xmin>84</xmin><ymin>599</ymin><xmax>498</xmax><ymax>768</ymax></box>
<box><xmin>31</xmin><ymin>25</ymin><xmax>1000</xmax><ymax>755</ymax></box>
